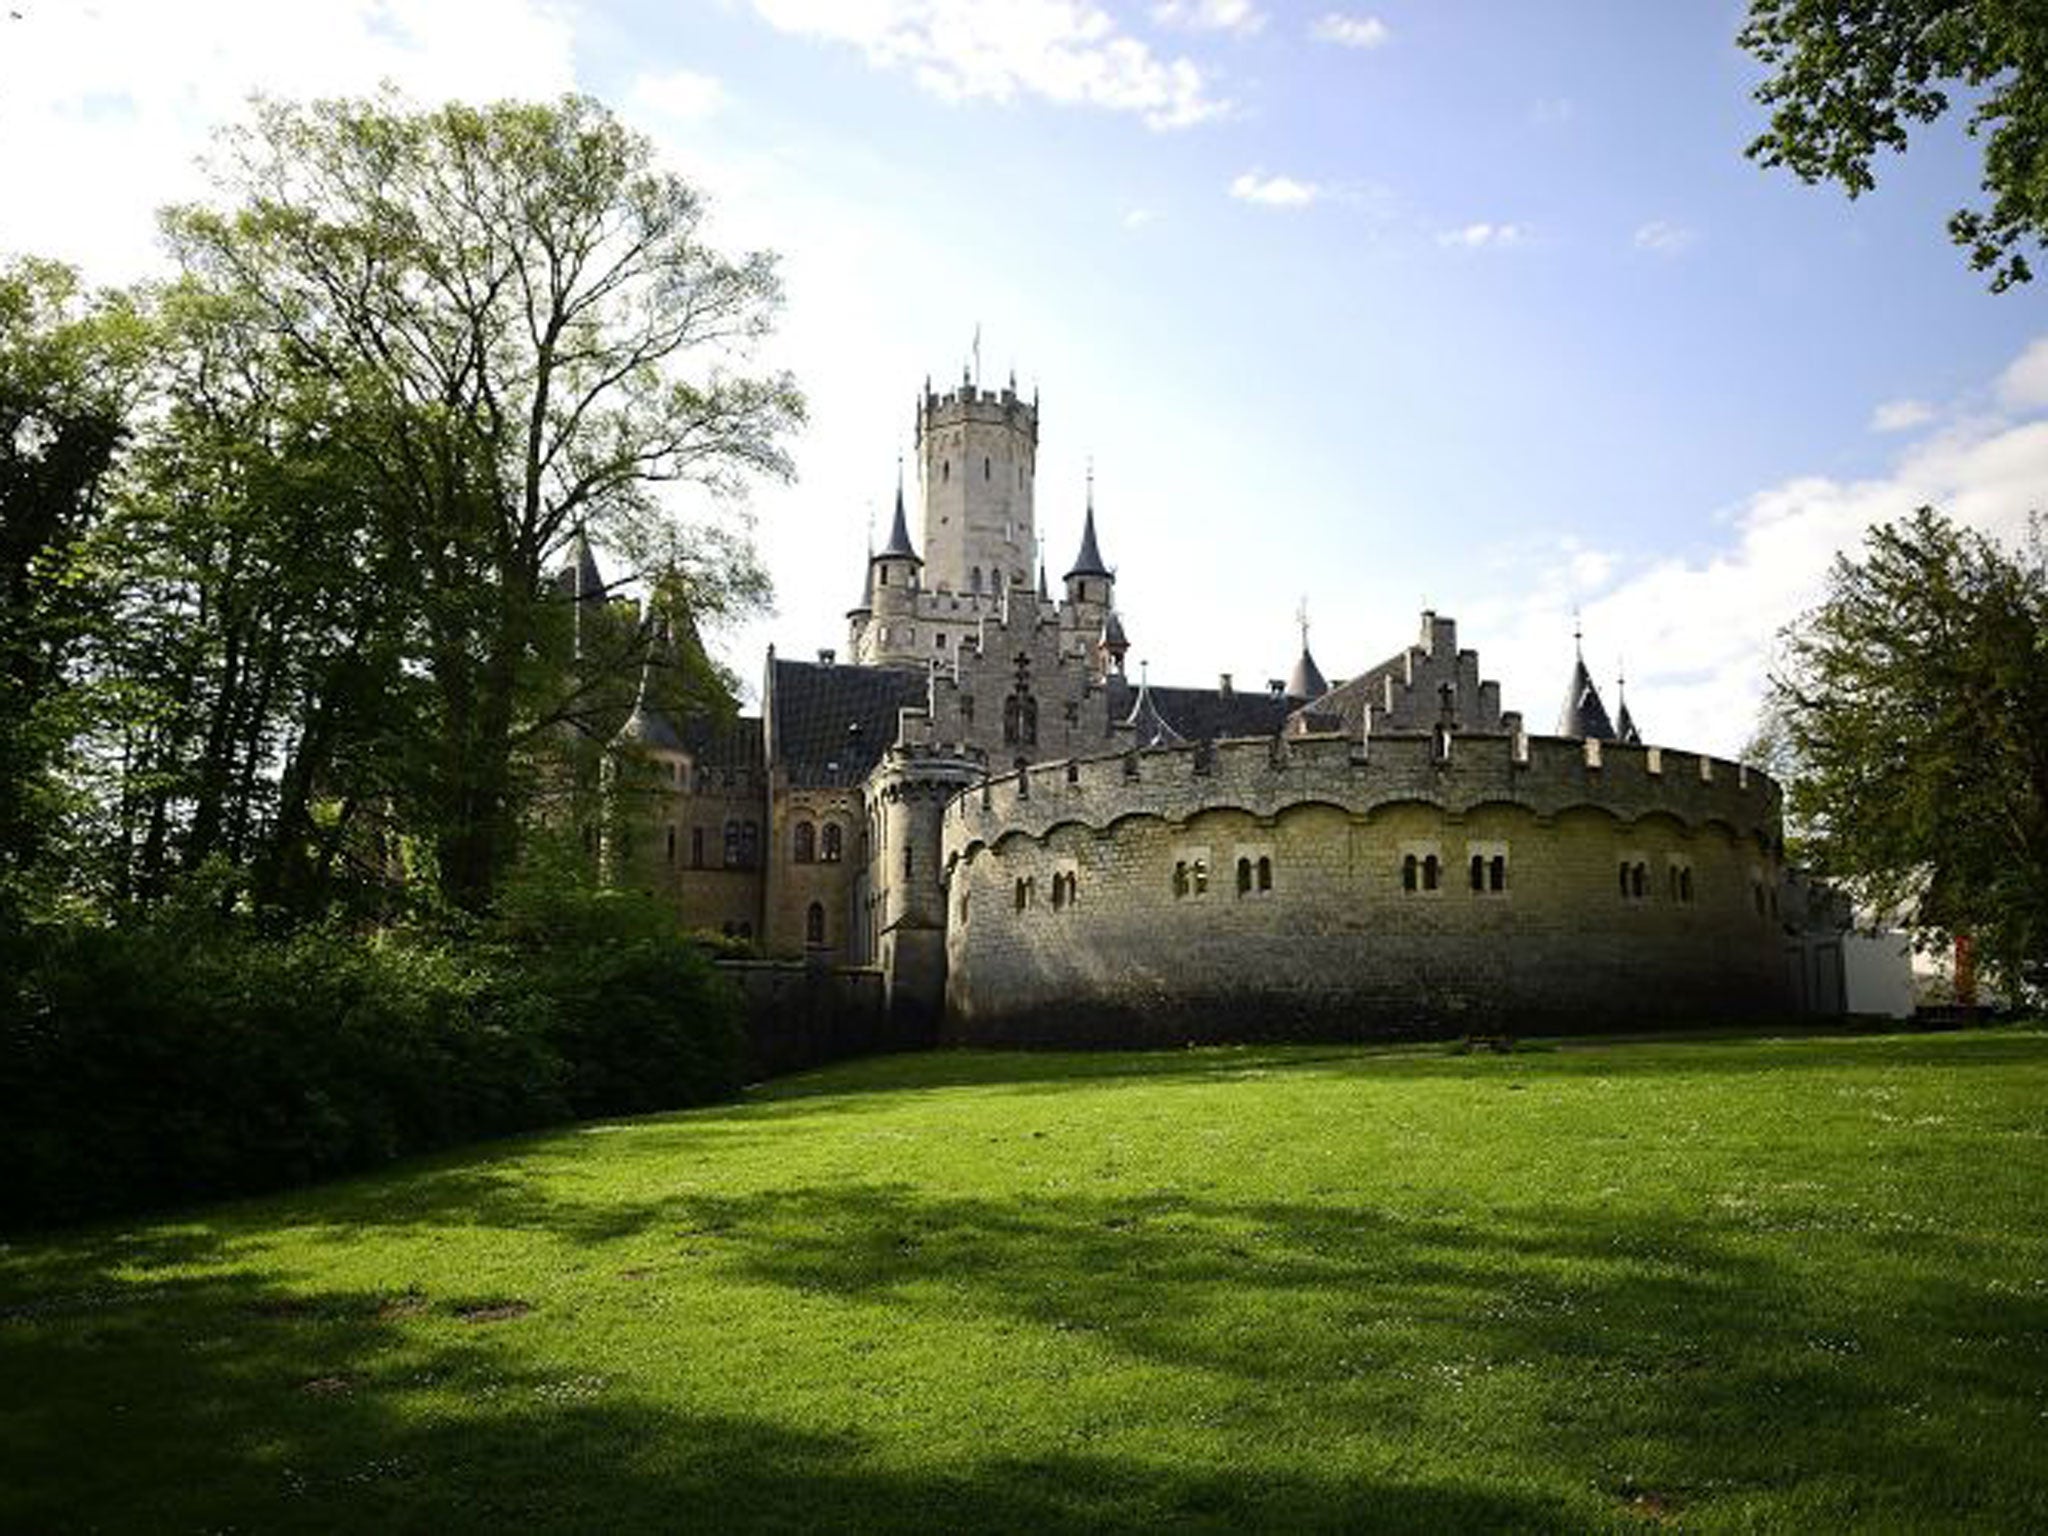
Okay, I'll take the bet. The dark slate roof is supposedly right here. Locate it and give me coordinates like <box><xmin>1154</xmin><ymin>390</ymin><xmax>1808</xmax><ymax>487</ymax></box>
<box><xmin>550</xmin><ymin>526</ymin><xmax>606</xmax><ymax>601</ymax></box>
<box><xmin>611</xmin><ymin>663</ymin><xmax>687</xmax><ymax>754</ymax></box>
<box><xmin>770</xmin><ymin>657</ymin><xmax>927</xmax><ymax>786</ymax></box>
<box><xmin>1558</xmin><ymin>656</ymin><xmax>1616</xmax><ymax>740</ymax></box>
<box><xmin>1303</xmin><ymin>648</ymin><xmax>1404</xmax><ymax>735</ymax></box>
<box><xmin>848</xmin><ymin>560</ymin><xmax>873</xmax><ymax>617</ymax></box>
<box><xmin>1100</xmin><ymin>610</ymin><xmax>1129</xmax><ymax>650</ymax></box>
<box><xmin>875</xmin><ymin>484</ymin><xmax>920</xmax><ymax>563</ymax></box>
<box><xmin>1615</xmin><ymin>695</ymin><xmax>1641</xmax><ymax>746</ymax></box>
<box><xmin>1104</xmin><ymin>677</ymin><xmax>1292</xmax><ymax>742</ymax></box>
<box><xmin>1064</xmin><ymin>500</ymin><xmax>1111</xmax><ymax>580</ymax></box>
<box><xmin>1285</xmin><ymin>644</ymin><xmax>1329</xmax><ymax>702</ymax></box>
<box><xmin>1121</xmin><ymin>681</ymin><xmax>1185</xmax><ymax>748</ymax></box>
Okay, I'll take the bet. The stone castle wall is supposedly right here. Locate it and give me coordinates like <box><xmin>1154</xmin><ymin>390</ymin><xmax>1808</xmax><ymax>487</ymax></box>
<box><xmin>942</xmin><ymin>731</ymin><xmax>1788</xmax><ymax>1043</ymax></box>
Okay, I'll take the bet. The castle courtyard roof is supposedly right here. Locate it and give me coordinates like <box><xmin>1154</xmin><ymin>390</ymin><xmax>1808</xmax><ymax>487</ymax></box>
<box><xmin>768</xmin><ymin>656</ymin><xmax>928</xmax><ymax>787</ymax></box>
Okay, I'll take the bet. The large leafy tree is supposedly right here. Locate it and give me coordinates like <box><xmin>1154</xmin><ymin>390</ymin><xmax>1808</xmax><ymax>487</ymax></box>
<box><xmin>0</xmin><ymin>259</ymin><xmax>149</xmax><ymax>920</ymax></box>
<box><xmin>162</xmin><ymin>93</ymin><xmax>802</xmax><ymax>911</ymax></box>
<box><xmin>1765</xmin><ymin>509</ymin><xmax>2048</xmax><ymax>995</ymax></box>
<box><xmin>1740</xmin><ymin>1</ymin><xmax>2048</xmax><ymax>291</ymax></box>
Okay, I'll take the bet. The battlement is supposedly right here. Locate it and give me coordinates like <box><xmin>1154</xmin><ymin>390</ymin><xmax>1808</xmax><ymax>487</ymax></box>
<box><xmin>918</xmin><ymin>382</ymin><xmax>1040</xmax><ymax>440</ymax></box>
<box><xmin>945</xmin><ymin>730</ymin><xmax>1780</xmax><ymax>856</ymax></box>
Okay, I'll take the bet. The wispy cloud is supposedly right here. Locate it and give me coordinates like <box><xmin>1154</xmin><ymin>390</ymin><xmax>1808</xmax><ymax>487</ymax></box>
<box><xmin>627</xmin><ymin>67</ymin><xmax>727</xmax><ymax>124</ymax></box>
<box><xmin>1633</xmin><ymin>219</ymin><xmax>1698</xmax><ymax>256</ymax></box>
<box><xmin>1310</xmin><ymin>12</ymin><xmax>1389</xmax><ymax>48</ymax></box>
<box><xmin>1437</xmin><ymin>221</ymin><xmax>1528</xmax><ymax>250</ymax></box>
<box><xmin>749</xmin><ymin>0</ymin><xmax>1231</xmax><ymax>130</ymax></box>
<box><xmin>1122</xmin><ymin>205</ymin><xmax>1161</xmax><ymax>229</ymax></box>
<box><xmin>1870</xmin><ymin>398</ymin><xmax>1935</xmax><ymax>433</ymax></box>
<box><xmin>1231</xmin><ymin>170</ymin><xmax>1321</xmax><ymax>208</ymax></box>
<box><xmin>1998</xmin><ymin>336</ymin><xmax>2048</xmax><ymax>411</ymax></box>
<box><xmin>1152</xmin><ymin>0</ymin><xmax>1265</xmax><ymax>35</ymax></box>
<box><xmin>1473</xmin><ymin>335</ymin><xmax>2048</xmax><ymax>757</ymax></box>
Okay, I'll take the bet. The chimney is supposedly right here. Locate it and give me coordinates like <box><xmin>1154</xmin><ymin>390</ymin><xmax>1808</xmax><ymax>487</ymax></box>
<box><xmin>1219</xmin><ymin>673</ymin><xmax>1234</xmax><ymax>697</ymax></box>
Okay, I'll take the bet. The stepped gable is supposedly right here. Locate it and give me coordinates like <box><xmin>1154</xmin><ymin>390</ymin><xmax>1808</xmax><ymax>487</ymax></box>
<box><xmin>1103</xmin><ymin>678</ymin><xmax>1292</xmax><ymax>743</ymax></box>
<box><xmin>1303</xmin><ymin>611</ymin><xmax>1505</xmax><ymax>737</ymax></box>
<box><xmin>769</xmin><ymin>656</ymin><xmax>927</xmax><ymax>787</ymax></box>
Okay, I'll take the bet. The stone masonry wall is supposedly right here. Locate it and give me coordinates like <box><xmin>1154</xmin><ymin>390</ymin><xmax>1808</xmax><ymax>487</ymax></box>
<box><xmin>942</xmin><ymin>732</ymin><xmax>1787</xmax><ymax>1043</ymax></box>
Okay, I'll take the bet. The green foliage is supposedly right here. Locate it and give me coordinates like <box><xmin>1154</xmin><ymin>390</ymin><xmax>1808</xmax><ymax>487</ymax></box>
<box><xmin>1741</xmin><ymin>0</ymin><xmax>2048</xmax><ymax>290</ymax></box>
<box><xmin>1765</xmin><ymin>508</ymin><xmax>2048</xmax><ymax>993</ymax></box>
<box><xmin>0</xmin><ymin>259</ymin><xmax>151</xmax><ymax>918</ymax></box>
<box><xmin>0</xmin><ymin>886</ymin><xmax>743</xmax><ymax>1229</ymax></box>
<box><xmin>2</xmin><ymin>1032</ymin><xmax>2045</xmax><ymax>1530</ymax></box>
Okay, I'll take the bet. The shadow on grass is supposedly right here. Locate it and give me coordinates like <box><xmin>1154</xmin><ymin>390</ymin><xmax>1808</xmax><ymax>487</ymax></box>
<box><xmin>8</xmin><ymin>1167</ymin><xmax>2046</xmax><ymax>1531</ymax></box>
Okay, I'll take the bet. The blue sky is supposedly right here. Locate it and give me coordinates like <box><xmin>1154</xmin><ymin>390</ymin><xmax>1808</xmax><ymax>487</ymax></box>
<box><xmin>4</xmin><ymin>0</ymin><xmax>2044</xmax><ymax>754</ymax></box>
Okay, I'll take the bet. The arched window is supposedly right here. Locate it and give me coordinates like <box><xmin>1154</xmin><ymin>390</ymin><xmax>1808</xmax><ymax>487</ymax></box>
<box><xmin>1403</xmin><ymin>854</ymin><xmax>1419</xmax><ymax>892</ymax></box>
<box><xmin>1422</xmin><ymin>854</ymin><xmax>1440</xmax><ymax>892</ymax></box>
<box><xmin>666</xmin><ymin>825</ymin><xmax>677</xmax><ymax>865</ymax></box>
<box><xmin>1014</xmin><ymin>878</ymin><xmax>1029</xmax><ymax>911</ymax></box>
<box><xmin>1004</xmin><ymin>695</ymin><xmax>1021</xmax><ymax>744</ymax></box>
<box><xmin>740</xmin><ymin>821</ymin><xmax>759</xmax><ymax>868</ymax></box>
<box><xmin>1052</xmin><ymin>874</ymin><xmax>1067</xmax><ymax>910</ymax></box>
<box><xmin>1470</xmin><ymin>854</ymin><xmax>1486</xmax><ymax>892</ymax></box>
<box><xmin>793</xmin><ymin>820</ymin><xmax>815</xmax><ymax>863</ymax></box>
<box><xmin>972</xmin><ymin>566</ymin><xmax>982</xmax><ymax>593</ymax></box>
<box><xmin>691</xmin><ymin>827</ymin><xmax>704</xmax><ymax>868</ymax></box>
<box><xmin>1490</xmin><ymin>855</ymin><xmax>1506</xmax><ymax>892</ymax></box>
<box><xmin>1680</xmin><ymin>868</ymin><xmax>1694</xmax><ymax>903</ymax></box>
<box><xmin>1258</xmin><ymin>856</ymin><xmax>1273</xmax><ymax>893</ymax></box>
<box><xmin>821</xmin><ymin>823</ymin><xmax>843</xmax><ymax>863</ymax></box>
<box><xmin>1174</xmin><ymin>861</ymin><xmax>1189</xmax><ymax>899</ymax></box>
<box><xmin>991</xmin><ymin>566</ymin><xmax>1002</xmax><ymax>590</ymax></box>
<box><xmin>806</xmin><ymin>901</ymin><xmax>825</xmax><ymax>946</ymax></box>
<box><xmin>1632</xmin><ymin>862</ymin><xmax>1647</xmax><ymax>899</ymax></box>
<box><xmin>984</xmin><ymin>455</ymin><xmax>992</xmax><ymax>480</ymax></box>
<box><xmin>1192</xmin><ymin>859</ymin><xmax>1209</xmax><ymax>896</ymax></box>
<box><xmin>1237</xmin><ymin>857</ymin><xmax>1253</xmax><ymax>896</ymax></box>
<box><xmin>1021</xmin><ymin>696</ymin><xmax>1039</xmax><ymax>745</ymax></box>
<box><xmin>724</xmin><ymin>820</ymin><xmax>742</xmax><ymax>868</ymax></box>
<box><xmin>943</xmin><ymin>459</ymin><xmax>950</xmax><ymax>483</ymax></box>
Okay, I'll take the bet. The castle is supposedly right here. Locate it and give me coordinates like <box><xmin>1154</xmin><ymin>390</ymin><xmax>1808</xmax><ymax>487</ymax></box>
<box><xmin>586</xmin><ymin>370</ymin><xmax>1791</xmax><ymax>1042</ymax></box>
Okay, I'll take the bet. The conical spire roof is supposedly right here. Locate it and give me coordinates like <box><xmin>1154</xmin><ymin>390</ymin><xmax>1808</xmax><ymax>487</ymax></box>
<box><xmin>1123</xmin><ymin>668</ymin><xmax>1184</xmax><ymax>748</ymax></box>
<box><xmin>1558</xmin><ymin>629</ymin><xmax>1616</xmax><ymax>740</ymax></box>
<box><xmin>1285</xmin><ymin>643</ymin><xmax>1329</xmax><ymax>702</ymax></box>
<box><xmin>1614</xmin><ymin>666</ymin><xmax>1641</xmax><ymax>745</ymax></box>
<box><xmin>567</xmin><ymin>525</ymin><xmax>603</xmax><ymax>601</ymax></box>
<box><xmin>611</xmin><ymin>626</ymin><xmax>685</xmax><ymax>754</ymax></box>
<box><xmin>874</xmin><ymin>479</ymin><xmax>920</xmax><ymax>563</ymax></box>
<box><xmin>1065</xmin><ymin>475</ymin><xmax>1111</xmax><ymax>581</ymax></box>
<box><xmin>1100</xmin><ymin>610</ymin><xmax>1129</xmax><ymax>650</ymax></box>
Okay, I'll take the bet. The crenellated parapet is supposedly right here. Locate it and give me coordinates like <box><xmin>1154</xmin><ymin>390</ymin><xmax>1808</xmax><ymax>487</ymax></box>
<box><xmin>946</xmin><ymin>730</ymin><xmax>1781</xmax><ymax>862</ymax></box>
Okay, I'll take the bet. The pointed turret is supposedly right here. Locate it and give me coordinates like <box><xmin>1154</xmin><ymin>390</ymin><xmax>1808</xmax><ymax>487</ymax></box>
<box><xmin>1064</xmin><ymin>467</ymin><xmax>1115</xmax><ymax>619</ymax></box>
<box><xmin>1098</xmin><ymin>610</ymin><xmax>1129</xmax><ymax>676</ymax></box>
<box><xmin>1285</xmin><ymin>604</ymin><xmax>1329</xmax><ymax>702</ymax></box>
<box><xmin>1615</xmin><ymin>663</ymin><xmax>1641</xmax><ymax>745</ymax></box>
<box><xmin>610</xmin><ymin>633</ymin><xmax>685</xmax><ymax>754</ymax></box>
<box><xmin>1557</xmin><ymin>622</ymin><xmax>1616</xmax><ymax>740</ymax></box>
<box><xmin>1064</xmin><ymin>499</ymin><xmax>1111</xmax><ymax>581</ymax></box>
<box><xmin>1123</xmin><ymin>666</ymin><xmax>1184</xmax><ymax>748</ymax></box>
<box><xmin>876</xmin><ymin>478</ymin><xmax>920</xmax><ymax>564</ymax></box>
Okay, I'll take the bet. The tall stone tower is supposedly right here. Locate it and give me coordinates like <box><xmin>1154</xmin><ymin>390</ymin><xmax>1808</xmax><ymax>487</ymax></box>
<box><xmin>917</xmin><ymin>371</ymin><xmax>1038</xmax><ymax>597</ymax></box>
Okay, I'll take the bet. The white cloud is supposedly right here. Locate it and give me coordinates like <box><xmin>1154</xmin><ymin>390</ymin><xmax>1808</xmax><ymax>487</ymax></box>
<box><xmin>1310</xmin><ymin>12</ymin><xmax>1389</xmax><ymax>48</ymax></box>
<box><xmin>1997</xmin><ymin>336</ymin><xmax>2048</xmax><ymax>411</ymax></box>
<box><xmin>0</xmin><ymin>0</ymin><xmax>577</xmax><ymax>283</ymax></box>
<box><xmin>1437</xmin><ymin>221</ymin><xmax>1528</xmax><ymax>250</ymax></box>
<box><xmin>627</xmin><ymin>68</ymin><xmax>728</xmax><ymax>124</ymax></box>
<box><xmin>1632</xmin><ymin>219</ymin><xmax>1698</xmax><ymax>256</ymax></box>
<box><xmin>1870</xmin><ymin>398</ymin><xmax>1935</xmax><ymax>433</ymax></box>
<box><xmin>1151</xmin><ymin>0</ymin><xmax>1265</xmax><ymax>36</ymax></box>
<box><xmin>1230</xmin><ymin>171</ymin><xmax>1320</xmax><ymax>208</ymax></box>
<box><xmin>1474</xmin><ymin>336</ymin><xmax>2048</xmax><ymax>759</ymax></box>
<box><xmin>1122</xmin><ymin>206</ymin><xmax>1161</xmax><ymax>229</ymax></box>
<box><xmin>748</xmin><ymin>0</ymin><xmax>1231</xmax><ymax>130</ymax></box>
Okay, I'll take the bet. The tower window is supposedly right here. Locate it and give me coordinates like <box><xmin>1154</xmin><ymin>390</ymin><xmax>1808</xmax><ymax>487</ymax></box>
<box><xmin>984</xmin><ymin>455</ymin><xmax>991</xmax><ymax>480</ymax></box>
<box><xmin>1470</xmin><ymin>854</ymin><xmax>1485</xmax><ymax>892</ymax></box>
<box><xmin>1258</xmin><ymin>856</ymin><xmax>1273</xmax><ymax>893</ymax></box>
<box><xmin>740</xmin><ymin>821</ymin><xmax>760</xmax><ymax>868</ymax></box>
<box><xmin>821</xmin><ymin>822</ymin><xmax>843</xmax><ymax>863</ymax></box>
<box><xmin>943</xmin><ymin>459</ymin><xmax>950</xmax><ymax>483</ymax></box>
<box><xmin>1423</xmin><ymin>854</ymin><xmax>1440</xmax><ymax>891</ymax></box>
<box><xmin>972</xmin><ymin>567</ymin><xmax>982</xmax><ymax>593</ymax></box>
<box><xmin>794</xmin><ymin>820</ymin><xmax>815</xmax><ymax>863</ymax></box>
<box><xmin>1490</xmin><ymin>856</ymin><xmax>1506</xmax><ymax>892</ymax></box>
<box><xmin>724</xmin><ymin>820</ymin><xmax>741</xmax><ymax>868</ymax></box>
<box><xmin>1403</xmin><ymin>854</ymin><xmax>1418</xmax><ymax>892</ymax></box>
<box><xmin>806</xmin><ymin>902</ymin><xmax>825</xmax><ymax>946</ymax></box>
<box><xmin>1237</xmin><ymin>857</ymin><xmax>1253</xmax><ymax>896</ymax></box>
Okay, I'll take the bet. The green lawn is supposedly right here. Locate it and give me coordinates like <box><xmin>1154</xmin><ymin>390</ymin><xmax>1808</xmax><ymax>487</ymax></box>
<box><xmin>4</xmin><ymin>1028</ymin><xmax>2046</xmax><ymax>1533</ymax></box>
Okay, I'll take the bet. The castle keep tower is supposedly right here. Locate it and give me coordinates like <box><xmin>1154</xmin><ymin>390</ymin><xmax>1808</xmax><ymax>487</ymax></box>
<box><xmin>918</xmin><ymin>373</ymin><xmax>1038</xmax><ymax>597</ymax></box>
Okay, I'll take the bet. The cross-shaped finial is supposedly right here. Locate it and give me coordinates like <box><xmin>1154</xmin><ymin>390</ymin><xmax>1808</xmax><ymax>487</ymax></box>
<box><xmin>1296</xmin><ymin>596</ymin><xmax>1310</xmax><ymax>651</ymax></box>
